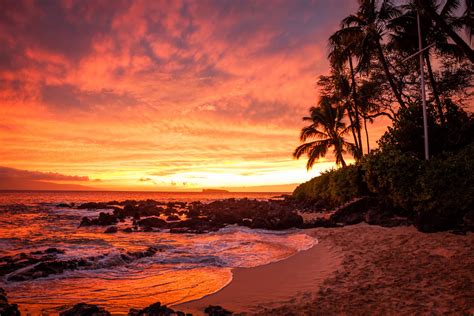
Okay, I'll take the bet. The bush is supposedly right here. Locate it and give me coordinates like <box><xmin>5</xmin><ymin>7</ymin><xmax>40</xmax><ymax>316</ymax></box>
<box><xmin>362</xmin><ymin>148</ymin><xmax>424</xmax><ymax>213</ymax></box>
<box><xmin>293</xmin><ymin>164</ymin><xmax>367</xmax><ymax>207</ymax></box>
<box><xmin>414</xmin><ymin>143</ymin><xmax>474</xmax><ymax>231</ymax></box>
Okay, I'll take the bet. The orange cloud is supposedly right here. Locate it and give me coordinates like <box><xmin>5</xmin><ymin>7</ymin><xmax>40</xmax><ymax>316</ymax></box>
<box><xmin>0</xmin><ymin>0</ymin><xmax>365</xmax><ymax>191</ymax></box>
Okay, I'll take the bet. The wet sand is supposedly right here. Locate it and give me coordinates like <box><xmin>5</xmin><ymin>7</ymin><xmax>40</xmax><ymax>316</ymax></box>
<box><xmin>176</xmin><ymin>224</ymin><xmax>474</xmax><ymax>315</ymax></box>
<box><xmin>174</xmin><ymin>239</ymin><xmax>342</xmax><ymax>314</ymax></box>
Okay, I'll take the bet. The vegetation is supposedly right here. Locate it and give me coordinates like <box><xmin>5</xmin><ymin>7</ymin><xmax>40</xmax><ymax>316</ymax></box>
<box><xmin>293</xmin><ymin>0</ymin><xmax>474</xmax><ymax>232</ymax></box>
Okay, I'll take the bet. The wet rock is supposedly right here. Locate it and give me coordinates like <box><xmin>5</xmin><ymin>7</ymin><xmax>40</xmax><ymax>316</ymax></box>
<box><xmin>57</xmin><ymin>203</ymin><xmax>72</xmax><ymax>208</ymax></box>
<box><xmin>137</xmin><ymin>217</ymin><xmax>168</xmax><ymax>229</ymax></box>
<box><xmin>170</xmin><ymin>218</ymin><xmax>222</xmax><ymax>233</ymax></box>
<box><xmin>123</xmin><ymin>227</ymin><xmax>134</xmax><ymax>233</ymax></box>
<box><xmin>128</xmin><ymin>301</ymin><xmax>188</xmax><ymax>316</ymax></box>
<box><xmin>104</xmin><ymin>226</ymin><xmax>118</xmax><ymax>234</ymax></box>
<box><xmin>166</xmin><ymin>214</ymin><xmax>180</xmax><ymax>221</ymax></box>
<box><xmin>6</xmin><ymin>247</ymin><xmax>160</xmax><ymax>282</ymax></box>
<box><xmin>60</xmin><ymin>303</ymin><xmax>111</xmax><ymax>316</ymax></box>
<box><xmin>77</xmin><ymin>202</ymin><xmax>110</xmax><ymax>209</ymax></box>
<box><xmin>80</xmin><ymin>212</ymin><xmax>118</xmax><ymax>227</ymax></box>
<box><xmin>204</xmin><ymin>305</ymin><xmax>232</xmax><ymax>315</ymax></box>
<box><xmin>0</xmin><ymin>288</ymin><xmax>20</xmax><ymax>316</ymax></box>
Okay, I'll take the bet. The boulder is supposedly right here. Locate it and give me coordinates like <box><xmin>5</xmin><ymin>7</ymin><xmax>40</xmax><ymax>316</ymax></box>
<box><xmin>60</xmin><ymin>303</ymin><xmax>111</xmax><ymax>316</ymax></box>
<box><xmin>0</xmin><ymin>288</ymin><xmax>20</xmax><ymax>316</ymax></box>
<box><xmin>137</xmin><ymin>217</ymin><xmax>168</xmax><ymax>229</ymax></box>
<box><xmin>204</xmin><ymin>305</ymin><xmax>232</xmax><ymax>315</ymax></box>
<box><xmin>104</xmin><ymin>226</ymin><xmax>118</xmax><ymax>234</ymax></box>
<box><xmin>329</xmin><ymin>197</ymin><xmax>370</xmax><ymax>225</ymax></box>
<box><xmin>128</xmin><ymin>301</ymin><xmax>188</xmax><ymax>316</ymax></box>
<box><xmin>166</xmin><ymin>215</ymin><xmax>180</xmax><ymax>221</ymax></box>
<box><xmin>414</xmin><ymin>209</ymin><xmax>461</xmax><ymax>233</ymax></box>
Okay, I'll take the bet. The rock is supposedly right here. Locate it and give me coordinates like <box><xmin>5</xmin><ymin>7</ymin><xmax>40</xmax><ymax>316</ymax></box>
<box><xmin>329</xmin><ymin>197</ymin><xmax>370</xmax><ymax>225</ymax></box>
<box><xmin>0</xmin><ymin>288</ymin><xmax>20</xmax><ymax>316</ymax></box>
<box><xmin>77</xmin><ymin>202</ymin><xmax>110</xmax><ymax>209</ymax></box>
<box><xmin>6</xmin><ymin>247</ymin><xmax>160</xmax><ymax>282</ymax></box>
<box><xmin>123</xmin><ymin>227</ymin><xmax>134</xmax><ymax>233</ymax></box>
<box><xmin>364</xmin><ymin>208</ymin><xmax>411</xmax><ymax>227</ymax></box>
<box><xmin>128</xmin><ymin>301</ymin><xmax>188</xmax><ymax>316</ymax></box>
<box><xmin>137</xmin><ymin>217</ymin><xmax>168</xmax><ymax>229</ymax></box>
<box><xmin>60</xmin><ymin>303</ymin><xmax>111</xmax><ymax>316</ymax></box>
<box><xmin>204</xmin><ymin>305</ymin><xmax>232</xmax><ymax>315</ymax></box>
<box><xmin>104</xmin><ymin>226</ymin><xmax>118</xmax><ymax>234</ymax></box>
<box><xmin>80</xmin><ymin>213</ymin><xmax>118</xmax><ymax>227</ymax></box>
<box><xmin>57</xmin><ymin>203</ymin><xmax>71</xmax><ymax>208</ymax></box>
<box><xmin>166</xmin><ymin>214</ymin><xmax>180</xmax><ymax>221</ymax></box>
<box><xmin>414</xmin><ymin>209</ymin><xmax>461</xmax><ymax>233</ymax></box>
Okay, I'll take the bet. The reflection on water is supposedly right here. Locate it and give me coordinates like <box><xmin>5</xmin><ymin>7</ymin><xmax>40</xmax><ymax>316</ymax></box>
<box><xmin>0</xmin><ymin>191</ymin><xmax>315</xmax><ymax>315</ymax></box>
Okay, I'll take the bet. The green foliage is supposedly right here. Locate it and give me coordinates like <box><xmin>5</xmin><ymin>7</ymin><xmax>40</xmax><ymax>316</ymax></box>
<box><xmin>361</xmin><ymin>142</ymin><xmax>474</xmax><ymax>217</ymax></box>
<box><xmin>416</xmin><ymin>143</ymin><xmax>474</xmax><ymax>220</ymax></box>
<box><xmin>362</xmin><ymin>148</ymin><xmax>424</xmax><ymax>212</ymax></box>
<box><xmin>378</xmin><ymin>102</ymin><xmax>474</xmax><ymax>158</ymax></box>
<box><xmin>293</xmin><ymin>164</ymin><xmax>367</xmax><ymax>207</ymax></box>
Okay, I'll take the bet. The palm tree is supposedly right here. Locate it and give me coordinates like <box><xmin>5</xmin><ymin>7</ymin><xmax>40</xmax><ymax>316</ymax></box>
<box><xmin>293</xmin><ymin>99</ymin><xmax>357</xmax><ymax>169</ymax></box>
<box><xmin>329</xmin><ymin>33</ymin><xmax>364</xmax><ymax>156</ymax></box>
<box><xmin>332</xmin><ymin>0</ymin><xmax>407</xmax><ymax>109</ymax></box>
<box><xmin>416</xmin><ymin>0</ymin><xmax>474</xmax><ymax>63</ymax></box>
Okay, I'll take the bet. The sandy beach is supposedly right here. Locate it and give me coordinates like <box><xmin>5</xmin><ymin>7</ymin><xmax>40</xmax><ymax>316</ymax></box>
<box><xmin>177</xmin><ymin>224</ymin><xmax>474</xmax><ymax>315</ymax></box>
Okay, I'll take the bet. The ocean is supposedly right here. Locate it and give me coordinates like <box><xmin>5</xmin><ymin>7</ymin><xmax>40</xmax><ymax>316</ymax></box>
<box><xmin>0</xmin><ymin>191</ymin><xmax>316</xmax><ymax>315</ymax></box>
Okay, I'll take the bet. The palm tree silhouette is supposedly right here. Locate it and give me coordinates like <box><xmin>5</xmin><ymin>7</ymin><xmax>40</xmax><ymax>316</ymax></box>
<box><xmin>331</xmin><ymin>0</ymin><xmax>406</xmax><ymax>109</ymax></box>
<box><xmin>293</xmin><ymin>99</ymin><xmax>357</xmax><ymax>169</ymax></box>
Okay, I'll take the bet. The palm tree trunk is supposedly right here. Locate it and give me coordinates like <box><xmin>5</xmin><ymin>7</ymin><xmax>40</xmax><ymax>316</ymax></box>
<box><xmin>424</xmin><ymin>52</ymin><xmax>445</xmax><ymax>124</ymax></box>
<box><xmin>364</xmin><ymin>117</ymin><xmax>370</xmax><ymax>154</ymax></box>
<box><xmin>341</xmin><ymin>158</ymin><xmax>347</xmax><ymax>168</ymax></box>
<box><xmin>346</xmin><ymin>104</ymin><xmax>360</xmax><ymax>154</ymax></box>
<box><xmin>348</xmin><ymin>56</ymin><xmax>363</xmax><ymax>157</ymax></box>
<box><xmin>375</xmin><ymin>41</ymin><xmax>407</xmax><ymax>109</ymax></box>
<box><xmin>417</xmin><ymin>0</ymin><xmax>474</xmax><ymax>63</ymax></box>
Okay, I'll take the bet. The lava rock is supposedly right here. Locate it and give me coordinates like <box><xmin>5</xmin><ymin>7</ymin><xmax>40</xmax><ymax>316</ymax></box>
<box><xmin>104</xmin><ymin>226</ymin><xmax>118</xmax><ymax>234</ymax></box>
<box><xmin>329</xmin><ymin>197</ymin><xmax>369</xmax><ymax>225</ymax></box>
<box><xmin>128</xmin><ymin>301</ymin><xmax>188</xmax><ymax>316</ymax></box>
<box><xmin>60</xmin><ymin>303</ymin><xmax>111</xmax><ymax>316</ymax></box>
<box><xmin>204</xmin><ymin>305</ymin><xmax>232</xmax><ymax>315</ymax></box>
<box><xmin>166</xmin><ymin>214</ymin><xmax>180</xmax><ymax>221</ymax></box>
<box><xmin>0</xmin><ymin>288</ymin><xmax>20</xmax><ymax>316</ymax></box>
<box><xmin>137</xmin><ymin>217</ymin><xmax>168</xmax><ymax>229</ymax></box>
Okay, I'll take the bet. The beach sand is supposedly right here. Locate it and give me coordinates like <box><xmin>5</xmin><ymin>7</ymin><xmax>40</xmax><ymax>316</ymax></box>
<box><xmin>176</xmin><ymin>224</ymin><xmax>474</xmax><ymax>315</ymax></box>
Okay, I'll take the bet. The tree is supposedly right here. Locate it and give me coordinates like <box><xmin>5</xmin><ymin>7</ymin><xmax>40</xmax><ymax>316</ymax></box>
<box><xmin>416</xmin><ymin>0</ymin><xmax>474</xmax><ymax>63</ymax></box>
<box><xmin>293</xmin><ymin>98</ymin><xmax>358</xmax><ymax>169</ymax></box>
<box><xmin>332</xmin><ymin>0</ymin><xmax>407</xmax><ymax>109</ymax></box>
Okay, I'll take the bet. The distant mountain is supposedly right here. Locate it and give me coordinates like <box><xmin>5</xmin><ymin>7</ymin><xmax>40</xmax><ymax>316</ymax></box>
<box><xmin>202</xmin><ymin>188</ymin><xmax>230</xmax><ymax>193</ymax></box>
<box><xmin>0</xmin><ymin>179</ymin><xmax>96</xmax><ymax>191</ymax></box>
<box><xmin>218</xmin><ymin>183</ymin><xmax>298</xmax><ymax>193</ymax></box>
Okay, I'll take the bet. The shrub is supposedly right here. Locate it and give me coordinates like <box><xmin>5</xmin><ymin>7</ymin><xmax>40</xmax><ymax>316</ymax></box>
<box><xmin>293</xmin><ymin>164</ymin><xmax>367</xmax><ymax>207</ymax></box>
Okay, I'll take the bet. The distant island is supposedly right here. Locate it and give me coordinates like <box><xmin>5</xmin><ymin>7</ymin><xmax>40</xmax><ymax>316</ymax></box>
<box><xmin>202</xmin><ymin>189</ymin><xmax>230</xmax><ymax>193</ymax></box>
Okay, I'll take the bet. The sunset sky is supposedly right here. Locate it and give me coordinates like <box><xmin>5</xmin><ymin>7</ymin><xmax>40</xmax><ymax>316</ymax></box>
<box><xmin>0</xmin><ymin>0</ymin><xmax>391</xmax><ymax>191</ymax></box>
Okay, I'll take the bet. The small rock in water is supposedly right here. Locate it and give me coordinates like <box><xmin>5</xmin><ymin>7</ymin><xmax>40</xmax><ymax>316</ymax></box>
<box><xmin>104</xmin><ymin>226</ymin><xmax>118</xmax><ymax>234</ymax></box>
<box><xmin>0</xmin><ymin>288</ymin><xmax>21</xmax><ymax>316</ymax></box>
<box><xmin>60</xmin><ymin>303</ymin><xmax>111</xmax><ymax>316</ymax></box>
<box><xmin>128</xmin><ymin>301</ymin><xmax>189</xmax><ymax>316</ymax></box>
<box><xmin>204</xmin><ymin>305</ymin><xmax>232</xmax><ymax>315</ymax></box>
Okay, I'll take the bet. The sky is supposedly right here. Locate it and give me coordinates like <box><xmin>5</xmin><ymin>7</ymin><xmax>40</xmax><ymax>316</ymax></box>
<box><xmin>0</xmin><ymin>0</ymin><xmax>390</xmax><ymax>191</ymax></box>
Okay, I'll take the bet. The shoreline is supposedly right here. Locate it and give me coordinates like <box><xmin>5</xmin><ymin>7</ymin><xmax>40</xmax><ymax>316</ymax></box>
<box><xmin>174</xmin><ymin>232</ymin><xmax>342</xmax><ymax>315</ymax></box>
<box><xmin>178</xmin><ymin>224</ymin><xmax>474</xmax><ymax>315</ymax></box>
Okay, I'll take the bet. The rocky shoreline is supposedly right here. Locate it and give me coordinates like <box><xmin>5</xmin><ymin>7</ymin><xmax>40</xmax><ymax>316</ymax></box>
<box><xmin>1</xmin><ymin>196</ymin><xmax>473</xmax><ymax>315</ymax></box>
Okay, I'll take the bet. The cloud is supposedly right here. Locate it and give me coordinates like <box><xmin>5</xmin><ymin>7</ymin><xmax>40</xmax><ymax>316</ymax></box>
<box><xmin>0</xmin><ymin>166</ymin><xmax>89</xmax><ymax>181</ymax></box>
<box><xmin>0</xmin><ymin>0</ymin><xmax>366</xmax><ymax>190</ymax></box>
